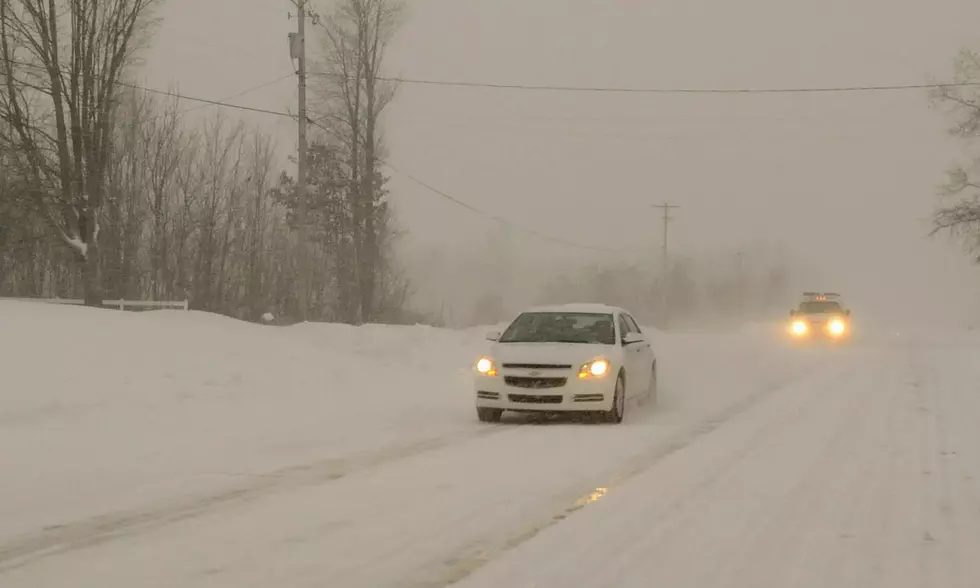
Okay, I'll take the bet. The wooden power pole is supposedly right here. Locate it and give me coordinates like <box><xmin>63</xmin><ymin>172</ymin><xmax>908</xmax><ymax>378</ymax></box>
<box><xmin>289</xmin><ymin>0</ymin><xmax>309</xmax><ymax>321</ymax></box>
<box><xmin>653</xmin><ymin>202</ymin><xmax>679</xmax><ymax>328</ymax></box>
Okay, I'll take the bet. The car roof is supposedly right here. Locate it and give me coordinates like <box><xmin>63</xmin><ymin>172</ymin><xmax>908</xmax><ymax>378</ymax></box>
<box><xmin>522</xmin><ymin>303</ymin><xmax>626</xmax><ymax>315</ymax></box>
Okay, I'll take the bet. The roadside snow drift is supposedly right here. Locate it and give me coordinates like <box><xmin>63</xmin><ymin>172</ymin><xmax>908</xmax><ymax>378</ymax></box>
<box><xmin>1</xmin><ymin>301</ymin><xmax>484</xmax><ymax>543</ymax></box>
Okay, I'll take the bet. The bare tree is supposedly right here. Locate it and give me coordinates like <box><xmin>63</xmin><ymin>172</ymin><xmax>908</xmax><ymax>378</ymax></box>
<box><xmin>316</xmin><ymin>0</ymin><xmax>402</xmax><ymax>323</ymax></box>
<box><xmin>930</xmin><ymin>50</ymin><xmax>980</xmax><ymax>261</ymax></box>
<box><xmin>103</xmin><ymin>88</ymin><xmax>152</xmax><ymax>299</ymax></box>
<box><xmin>141</xmin><ymin>91</ymin><xmax>183</xmax><ymax>300</ymax></box>
<box><xmin>0</xmin><ymin>3</ymin><xmax>424</xmax><ymax>324</ymax></box>
<box><xmin>244</xmin><ymin>130</ymin><xmax>274</xmax><ymax>320</ymax></box>
<box><xmin>0</xmin><ymin>0</ymin><xmax>158</xmax><ymax>304</ymax></box>
<box><xmin>2</xmin><ymin>72</ymin><xmax>335</xmax><ymax>323</ymax></box>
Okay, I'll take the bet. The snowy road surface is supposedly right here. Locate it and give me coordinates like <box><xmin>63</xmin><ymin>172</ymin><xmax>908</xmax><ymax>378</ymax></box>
<box><xmin>2</xmin><ymin>303</ymin><xmax>980</xmax><ymax>587</ymax></box>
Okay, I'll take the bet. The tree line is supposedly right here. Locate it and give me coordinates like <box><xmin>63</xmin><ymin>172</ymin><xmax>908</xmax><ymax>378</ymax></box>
<box><xmin>0</xmin><ymin>0</ymin><xmax>411</xmax><ymax>324</ymax></box>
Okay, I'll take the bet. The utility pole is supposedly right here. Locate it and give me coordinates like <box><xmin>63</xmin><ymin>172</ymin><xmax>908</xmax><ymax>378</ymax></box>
<box><xmin>653</xmin><ymin>203</ymin><xmax>679</xmax><ymax>328</ymax></box>
<box><xmin>289</xmin><ymin>0</ymin><xmax>309</xmax><ymax>321</ymax></box>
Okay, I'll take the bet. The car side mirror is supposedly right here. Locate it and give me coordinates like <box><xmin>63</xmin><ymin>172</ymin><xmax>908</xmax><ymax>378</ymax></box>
<box><xmin>622</xmin><ymin>332</ymin><xmax>644</xmax><ymax>345</ymax></box>
<box><xmin>486</xmin><ymin>330</ymin><xmax>501</xmax><ymax>342</ymax></box>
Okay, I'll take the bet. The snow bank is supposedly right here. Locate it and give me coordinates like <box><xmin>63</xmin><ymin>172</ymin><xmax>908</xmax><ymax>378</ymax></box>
<box><xmin>0</xmin><ymin>301</ymin><xmax>488</xmax><ymax>543</ymax></box>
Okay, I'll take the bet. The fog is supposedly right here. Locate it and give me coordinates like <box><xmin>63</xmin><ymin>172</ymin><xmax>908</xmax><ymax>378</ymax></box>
<box><xmin>145</xmin><ymin>0</ymin><xmax>980</xmax><ymax>328</ymax></box>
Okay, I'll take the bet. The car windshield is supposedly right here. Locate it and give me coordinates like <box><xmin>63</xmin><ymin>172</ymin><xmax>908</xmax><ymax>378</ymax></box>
<box><xmin>799</xmin><ymin>300</ymin><xmax>843</xmax><ymax>314</ymax></box>
<box><xmin>499</xmin><ymin>312</ymin><xmax>616</xmax><ymax>345</ymax></box>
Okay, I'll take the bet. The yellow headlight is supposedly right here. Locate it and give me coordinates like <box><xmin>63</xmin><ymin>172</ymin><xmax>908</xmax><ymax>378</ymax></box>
<box><xmin>578</xmin><ymin>359</ymin><xmax>610</xmax><ymax>379</ymax></box>
<box><xmin>476</xmin><ymin>357</ymin><xmax>496</xmax><ymax>376</ymax></box>
<box><xmin>791</xmin><ymin>320</ymin><xmax>808</xmax><ymax>335</ymax></box>
<box><xmin>828</xmin><ymin>319</ymin><xmax>845</xmax><ymax>336</ymax></box>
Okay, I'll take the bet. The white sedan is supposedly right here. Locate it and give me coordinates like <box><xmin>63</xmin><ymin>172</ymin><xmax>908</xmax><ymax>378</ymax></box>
<box><xmin>473</xmin><ymin>303</ymin><xmax>657</xmax><ymax>424</ymax></box>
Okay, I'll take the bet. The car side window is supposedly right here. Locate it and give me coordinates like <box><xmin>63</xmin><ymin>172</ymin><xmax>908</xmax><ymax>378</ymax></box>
<box><xmin>617</xmin><ymin>314</ymin><xmax>631</xmax><ymax>342</ymax></box>
<box><xmin>624</xmin><ymin>313</ymin><xmax>641</xmax><ymax>333</ymax></box>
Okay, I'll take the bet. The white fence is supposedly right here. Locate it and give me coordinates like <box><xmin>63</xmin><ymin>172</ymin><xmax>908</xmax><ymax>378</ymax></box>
<box><xmin>1</xmin><ymin>297</ymin><xmax>189</xmax><ymax>311</ymax></box>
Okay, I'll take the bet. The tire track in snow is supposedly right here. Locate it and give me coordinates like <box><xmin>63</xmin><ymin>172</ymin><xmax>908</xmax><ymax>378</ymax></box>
<box><xmin>0</xmin><ymin>422</ymin><xmax>520</xmax><ymax>572</ymax></box>
<box><xmin>593</xmin><ymin>358</ymin><xmax>876</xmax><ymax>588</ymax></box>
<box><xmin>405</xmin><ymin>352</ymin><xmax>867</xmax><ymax>587</ymax></box>
<box><xmin>741</xmin><ymin>353</ymin><xmax>888</xmax><ymax>587</ymax></box>
<box><xmin>686</xmin><ymin>357</ymin><xmax>881</xmax><ymax>587</ymax></box>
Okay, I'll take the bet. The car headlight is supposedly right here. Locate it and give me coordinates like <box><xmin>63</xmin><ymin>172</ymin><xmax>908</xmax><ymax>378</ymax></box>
<box><xmin>790</xmin><ymin>320</ymin><xmax>808</xmax><ymax>335</ymax></box>
<box><xmin>578</xmin><ymin>359</ymin><xmax>610</xmax><ymax>379</ymax></box>
<box><xmin>828</xmin><ymin>319</ymin><xmax>846</xmax><ymax>336</ymax></box>
<box><xmin>475</xmin><ymin>357</ymin><xmax>497</xmax><ymax>376</ymax></box>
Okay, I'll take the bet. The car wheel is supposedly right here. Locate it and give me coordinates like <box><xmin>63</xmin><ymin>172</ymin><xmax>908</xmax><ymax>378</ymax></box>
<box><xmin>604</xmin><ymin>373</ymin><xmax>626</xmax><ymax>424</ymax></box>
<box><xmin>477</xmin><ymin>407</ymin><xmax>503</xmax><ymax>423</ymax></box>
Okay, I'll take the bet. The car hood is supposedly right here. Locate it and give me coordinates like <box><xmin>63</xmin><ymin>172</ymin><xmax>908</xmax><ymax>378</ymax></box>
<box><xmin>490</xmin><ymin>342</ymin><xmax>614</xmax><ymax>366</ymax></box>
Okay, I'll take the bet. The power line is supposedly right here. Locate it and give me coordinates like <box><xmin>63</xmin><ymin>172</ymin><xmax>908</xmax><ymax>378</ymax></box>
<box><xmin>0</xmin><ymin>56</ymin><xmax>640</xmax><ymax>253</ymax></box>
<box><xmin>110</xmin><ymin>73</ymin><xmax>296</xmax><ymax>132</ymax></box>
<box><xmin>382</xmin><ymin>160</ymin><xmax>635</xmax><ymax>253</ymax></box>
<box><xmin>0</xmin><ymin>56</ymin><xmax>297</xmax><ymax>119</ymax></box>
<box><xmin>302</xmin><ymin>116</ymin><xmax>642</xmax><ymax>253</ymax></box>
<box><xmin>117</xmin><ymin>79</ymin><xmax>295</xmax><ymax>118</ymax></box>
<box><xmin>174</xmin><ymin>73</ymin><xmax>294</xmax><ymax>117</ymax></box>
<box><xmin>308</xmin><ymin>70</ymin><xmax>978</xmax><ymax>95</ymax></box>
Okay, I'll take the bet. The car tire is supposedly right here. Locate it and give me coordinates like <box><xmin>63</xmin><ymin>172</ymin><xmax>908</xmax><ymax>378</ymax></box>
<box><xmin>477</xmin><ymin>407</ymin><xmax>503</xmax><ymax>423</ymax></box>
<box><xmin>604</xmin><ymin>373</ymin><xmax>626</xmax><ymax>424</ymax></box>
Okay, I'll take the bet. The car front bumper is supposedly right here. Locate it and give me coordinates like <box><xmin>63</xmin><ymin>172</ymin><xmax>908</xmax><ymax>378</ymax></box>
<box><xmin>790</xmin><ymin>329</ymin><xmax>850</xmax><ymax>342</ymax></box>
<box><xmin>789</xmin><ymin>320</ymin><xmax>850</xmax><ymax>340</ymax></box>
<box><xmin>473</xmin><ymin>371</ymin><xmax>616</xmax><ymax>412</ymax></box>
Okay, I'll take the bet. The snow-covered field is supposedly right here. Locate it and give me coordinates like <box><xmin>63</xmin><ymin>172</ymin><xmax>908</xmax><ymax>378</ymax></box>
<box><xmin>2</xmin><ymin>300</ymin><xmax>978</xmax><ymax>587</ymax></box>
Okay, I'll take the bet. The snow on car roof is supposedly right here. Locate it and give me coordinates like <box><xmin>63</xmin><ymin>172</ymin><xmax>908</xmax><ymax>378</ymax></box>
<box><xmin>523</xmin><ymin>303</ymin><xmax>626</xmax><ymax>315</ymax></box>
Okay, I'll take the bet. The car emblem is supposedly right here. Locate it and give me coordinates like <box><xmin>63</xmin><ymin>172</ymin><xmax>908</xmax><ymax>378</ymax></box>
<box><xmin>529</xmin><ymin>370</ymin><xmax>541</xmax><ymax>376</ymax></box>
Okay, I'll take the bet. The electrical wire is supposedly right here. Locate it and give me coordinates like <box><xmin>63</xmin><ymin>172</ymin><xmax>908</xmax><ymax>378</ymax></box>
<box><xmin>0</xmin><ymin>56</ymin><xmax>297</xmax><ymax>119</ymax></box>
<box><xmin>307</xmin><ymin>70</ymin><xmax>978</xmax><ymax>95</ymax></box>
<box><xmin>303</xmin><ymin>13</ymin><xmax>972</xmax><ymax>95</ymax></box>
<box><xmin>173</xmin><ymin>73</ymin><xmax>294</xmax><ymax>117</ymax></box>
<box><xmin>2</xmin><ymin>57</ymin><xmax>627</xmax><ymax>252</ymax></box>
<box><xmin>303</xmin><ymin>117</ymin><xmax>637</xmax><ymax>253</ymax></box>
<box><xmin>383</xmin><ymin>160</ymin><xmax>636</xmax><ymax>253</ymax></box>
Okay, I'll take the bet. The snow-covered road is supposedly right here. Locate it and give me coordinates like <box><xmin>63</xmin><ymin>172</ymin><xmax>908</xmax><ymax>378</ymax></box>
<box><xmin>456</xmin><ymin>341</ymin><xmax>980</xmax><ymax>588</ymax></box>
<box><xmin>3</xmin><ymin>302</ymin><xmax>979</xmax><ymax>587</ymax></box>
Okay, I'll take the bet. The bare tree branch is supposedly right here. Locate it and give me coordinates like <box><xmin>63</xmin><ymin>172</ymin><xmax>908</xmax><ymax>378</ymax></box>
<box><xmin>929</xmin><ymin>49</ymin><xmax>980</xmax><ymax>263</ymax></box>
<box><xmin>0</xmin><ymin>0</ymin><xmax>159</xmax><ymax>303</ymax></box>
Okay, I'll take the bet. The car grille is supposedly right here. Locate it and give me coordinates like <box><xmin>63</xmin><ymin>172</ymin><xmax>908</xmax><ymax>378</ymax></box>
<box><xmin>504</xmin><ymin>376</ymin><xmax>567</xmax><ymax>389</ymax></box>
<box><xmin>508</xmin><ymin>394</ymin><xmax>563</xmax><ymax>404</ymax></box>
<box><xmin>501</xmin><ymin>363</ymin><xmax>572</xmax><ymax>370</ymax></box>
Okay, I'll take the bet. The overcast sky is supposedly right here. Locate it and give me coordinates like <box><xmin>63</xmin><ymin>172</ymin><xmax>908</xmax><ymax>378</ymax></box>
<box><xmin>142</xmin><ymin>0</ymin><xmax>980</xmax><ymax>327</ymax></box>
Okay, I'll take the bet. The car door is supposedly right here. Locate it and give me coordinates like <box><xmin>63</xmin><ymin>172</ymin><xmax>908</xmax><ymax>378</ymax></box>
<box><xmin>622</xmin><ymin>312</ymin><xmax>653</xmax><ymax>396</ymax></box>
<box><xmin>618</xmin><ymin>312</ymin><xmax>648</xmax><ymax>398</ymax></box>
